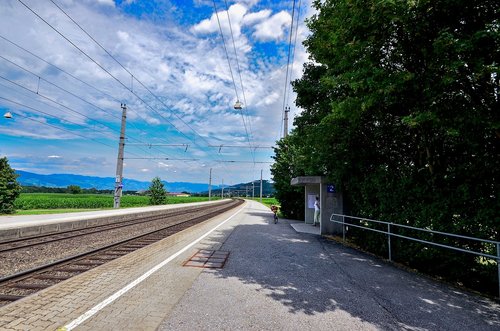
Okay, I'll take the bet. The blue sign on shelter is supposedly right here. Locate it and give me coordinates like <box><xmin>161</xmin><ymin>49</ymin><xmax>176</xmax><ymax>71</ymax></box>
<box><xmin>327</xmin><ymin>184</ymin><xmax>336</xmax><ymax>193</ymax></box>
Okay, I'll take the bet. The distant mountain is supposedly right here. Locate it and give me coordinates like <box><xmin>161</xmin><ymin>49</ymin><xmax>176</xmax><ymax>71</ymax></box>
<box><xmin>202</xmin><ymin>180</ymin><xmax>275</xmax><ymax>197</ymax></box>
<box><xmin>15</xmin><ymin>170</ymin><xmax>217</xmax><ymax>193</ymax></box>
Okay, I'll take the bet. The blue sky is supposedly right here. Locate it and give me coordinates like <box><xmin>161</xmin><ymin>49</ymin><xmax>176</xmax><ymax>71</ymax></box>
<box><xmin>0</xmin><ymin>0</ymin><xmax>313</xmax><ymax>185</ymax></box>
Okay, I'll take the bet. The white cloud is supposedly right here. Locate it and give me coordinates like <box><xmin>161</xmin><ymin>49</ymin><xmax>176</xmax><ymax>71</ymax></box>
<box><xmin>95</xmin><ymin>0</ymin><xmax>115</xmax><ymax>6</ymax></box>
<box><xmin>48</xmin><ymin>155</ymin><xmax>62</xmax><ymax>158</ymax></box>
<box><xmin>235</xmin><ymin>0</ymin><xmax>260</xmax><ymax>7</ymax></box>
<box><xmin>242</xmin><ymin>9</ymin><xmax>271</xmax><ymax>26</ymax></box>
<box><xmin>157</xmin><ymin>162</ymin><xmax>170</xmax><ymax>168</ymax></box>
<box><xmin>0</xmin><ymin>0</ymin><xmax>314</xmax><ymax>183</ymax></box>
<box><xmin>191</xmin><ymin>3</ymin><xmax>247</xmax><ymax>37</ymax></box>
<box><xmin>252</xmin><ymin>11</ymin><xmax>291</xmax><ymax>41</ymax></box>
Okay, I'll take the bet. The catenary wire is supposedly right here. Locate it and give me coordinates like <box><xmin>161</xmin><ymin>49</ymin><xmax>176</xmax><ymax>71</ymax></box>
<box><xmin>16</xmin><ymin>0</ymin><xmax>204</xmax><ymax>151</ymax></box>
<box><xmin>0</xmin><ymin>34</ymin><xmax>191</xmax><ymax>153</ymax></box>
<box><xmin>13</xmin><ymin>0</ymin><xmax>274</xmax><ymax>176</ymax></box>
<box><xmin>0</xmin><ymin>71</ymin><xmax>175</xmax><ymax>160</ymax></box>
<box><xmin>279</xmin><ymin>0</ymin><xmax>297</xmax><ymax>139</ymax></box>
<box><xmin>48</xmin><ymin>0</ymin><xmax>230</xmax><ymax>164</ymax></box>
<box><xmin>223</xmin><ymin>0</ymin><xmax>255</xmax><ymax>164</ymax></box>
<box><xmin>0</xmin><ymin>92</ymin><xmax>164</xmax><ymax>161</ymax></box>
<box><xmin>287</xmin><ymin>0</ymin><xmax>302</xmax><ymax>120</ymax></box>
<box><xmin>211</xmin><ymin>0</ymin><xmax>240</xmax><ymax>103</ymax></box>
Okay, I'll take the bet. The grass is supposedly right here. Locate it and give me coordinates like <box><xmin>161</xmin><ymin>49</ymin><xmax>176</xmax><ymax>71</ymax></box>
<box><xmin>246</xmin><ymin>197</ymin><xmax>279</xmax><ymax>208</ymax></box>
<box><xmin>15</xmin><ymin>209</ymin><xmax>101</xmax><ymax>215</ymax></box>
<box><xmin>9</xmin><ymin>193</ymin><xmax>221</xmax><ymax>215</ymax></box>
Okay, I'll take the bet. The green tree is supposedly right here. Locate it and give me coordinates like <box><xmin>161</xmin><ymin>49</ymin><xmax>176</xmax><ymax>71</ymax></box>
<box><xmin>67</xmin><ymin>185</ymin><xmax>82</xmax><ymax>194</ymax></box>
<box><xmin>0</xmin><ymin>157</ymin><xmax>22</xmax><ymax>214</ymax></box>
<box><xmin>273</xmin><ymin>0</ymin><xmax>499</xmax><ymax>295</ymax></box>
<box><xmin>149</xmin><ymin>176</ymin><xmax>167</xmax><ymax>205</ymax></box>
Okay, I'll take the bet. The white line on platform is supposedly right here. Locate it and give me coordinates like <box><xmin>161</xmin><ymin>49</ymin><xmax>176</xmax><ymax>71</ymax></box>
<box><xmin>60</xmin><ymin>204</ymin><xmax>245</xmax><ymax>331</ymax></box>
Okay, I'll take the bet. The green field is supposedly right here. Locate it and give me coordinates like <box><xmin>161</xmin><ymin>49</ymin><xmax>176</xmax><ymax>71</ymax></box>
<box><xmin>246</xmin><ymin>197</ymin><xmax>279</xmax><ymax>208</ymax></box>
<box><xmin>13</xmin><ymin>193</ymin><xmax>218</xmax><ymax>212</ymax></box>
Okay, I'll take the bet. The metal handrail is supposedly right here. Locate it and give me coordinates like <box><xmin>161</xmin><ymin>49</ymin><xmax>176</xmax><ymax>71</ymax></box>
<box><xmin>329</xmin><ymin>213</ymin><xmax>500</xmax><ymax>297</ymax></box>
<box><xmin>331</xmin><ymin>213</ymin><xmax>498</xmax><ymax>245</ymax></box>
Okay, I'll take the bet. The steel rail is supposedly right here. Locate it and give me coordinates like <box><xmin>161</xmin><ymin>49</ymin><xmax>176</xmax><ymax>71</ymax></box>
<box><xmin>0</xmin><ymin>199</ymin><xmax>243</xmax><ymax>300</ymax></box>
<box><xmin>0</xmin><ymin>202</ymin><xmax>230</xmax><ymax>253</ymax></box>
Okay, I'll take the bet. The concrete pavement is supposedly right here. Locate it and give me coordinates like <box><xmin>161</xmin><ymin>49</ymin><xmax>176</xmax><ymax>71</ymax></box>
<box><xmin>0</xmin><ymin>199</ymin><xmax>498</xmax><ymax>330</ymax></box>
<box><xmin>159</xmin><ymin>200</ymin><xmax>500</xmax><ymax>331</ymax></box>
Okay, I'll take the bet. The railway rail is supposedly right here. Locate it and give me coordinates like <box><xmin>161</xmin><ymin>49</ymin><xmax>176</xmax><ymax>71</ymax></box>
<box><xmin>0</xmin><ymin>201</ymin><xmax>233</xmax><ymax>253</ymax></box>
<box><xmin>0</xmin><ymin>199</ymin><xmax>243</xmax><ymax>307</ymax></box>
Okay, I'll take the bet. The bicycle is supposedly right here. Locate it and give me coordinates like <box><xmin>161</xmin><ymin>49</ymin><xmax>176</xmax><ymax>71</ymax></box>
<box><xmin>270</xmin><ymin>205</ymin><xmax>278</xmax><ymax>224</ymax></box>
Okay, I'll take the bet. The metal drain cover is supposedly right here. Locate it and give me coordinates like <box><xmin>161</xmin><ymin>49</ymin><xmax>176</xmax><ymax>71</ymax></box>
<box><xmin>184</xmin><ymin>249</ymin><xmax>229</xmax><ymax>268</ymax></box>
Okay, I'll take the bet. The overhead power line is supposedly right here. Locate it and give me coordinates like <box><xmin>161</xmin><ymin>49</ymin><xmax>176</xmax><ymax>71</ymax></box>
<box><xmin>47</xmin><ymin>0</ymin><xmax>226</xmax><ymax>164</ymax></box>
<box><xmin>208</xmin><ymin>144</ymin><xmax>274</xmax><ymax>153</ymax></box>
<box><xmin>123</xmin><ymin>157</ymin><xmax>199</xmax><ymax>161</ymax></box>
<box><xmin>223</xmin><ymin>0</ymin><xmax>255</xmax><ymax>163</ymax></box>
<box><xmin>0</xmin><ymin>94</ymin><xmax>162</xmax><ymax>160</ymax></box>
<box><xmin>0</xmin><ymin>34</ymin><xmax>189</xmax><ymax>154</ymax></box>
<box><xmin>17</xmin><ymin>0</ymin><xmax>202</xmax><ymax>152</ymax></box>
<box><xmin>287</xmin><ymin>0</ymin><xmax>302</xmax><ymax>119</ymax></box>
<box><xmin>280</xmin><ymin>0</ymin><xmax>297</xmax><ymax>139</ymax></box>
<box><xmin>212</xmin><ymin>0</ymin><xmax>240</xmax><ymax>102</ymax></box>
<box><xmin>0</xmin><ymin>70</ymin><xmax>174</xmax><ymax>160</ymax></box>
<box><xmin>3</xmin><ymin>109</ymin><xmax>116</xmax><ymax>149</ymax></box>
<box><xmin>217</xmin><ymin>160</ymin><xmax>273</xmax><ymax>164</ymax></box>
<box><xmin>13</xmin><ymin>0</ymin><xmax>275</xmax><ymax>168</ymax></box>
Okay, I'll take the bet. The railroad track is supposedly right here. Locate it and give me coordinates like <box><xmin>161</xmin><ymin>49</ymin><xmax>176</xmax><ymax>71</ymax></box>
<box><xmin>0</xmin><ymin>201</ymin><xmax>232</xmax><ymax>253</ymax></box>
<box><xmin>0</xmin><ymin>199</ymin><xmax>243</xmax><ymax>307</ymax></box>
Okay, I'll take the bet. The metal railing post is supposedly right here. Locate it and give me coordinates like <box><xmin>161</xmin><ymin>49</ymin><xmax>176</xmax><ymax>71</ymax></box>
<box><xmin>342</xmin><ymin>215</ymin><xmax>345</xmax><ymax>242</ymax></box>
<box><xmin>388</xmin><ymin>223</ymin><xmax>392</xmax><ymax>262</ymax></box>
<box><xmin>497</xmin><ymin>243</ymin><xmax>500</xmax><ymax>298</ymax></box>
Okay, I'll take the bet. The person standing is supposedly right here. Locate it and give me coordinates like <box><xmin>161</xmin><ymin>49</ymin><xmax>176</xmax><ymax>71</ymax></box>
<box><xmin>314</xmin><ymin>196</ymin><xmax>320</xmax><ymax>226</ymax></box>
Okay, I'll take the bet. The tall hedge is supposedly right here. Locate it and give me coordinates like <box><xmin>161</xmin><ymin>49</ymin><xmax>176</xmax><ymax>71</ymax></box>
<box><xmin>272</xmin><ymin>0</ymin><xmax>499</xmax><ymax>295</ymax></box>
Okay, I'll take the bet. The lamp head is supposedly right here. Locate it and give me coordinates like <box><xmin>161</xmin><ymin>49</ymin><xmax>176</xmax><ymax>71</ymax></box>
<box><xmin>233</xmin><ymin>101</ymin><xmax>242</xmax><ymax>110</ymax></box>
<box><xmin>3</xmin><ymin>112</ymin><xmax>12</xmax><ymax>119</ymax></box>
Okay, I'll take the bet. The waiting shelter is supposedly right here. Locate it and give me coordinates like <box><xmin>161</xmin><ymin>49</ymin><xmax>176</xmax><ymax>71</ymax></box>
<box><xmin>290</xmin><ymin>176</ymin><xmax>343</xmax><ymax>235</ymax></box>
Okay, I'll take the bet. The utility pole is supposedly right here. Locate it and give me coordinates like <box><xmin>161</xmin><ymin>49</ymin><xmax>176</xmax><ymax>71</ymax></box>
<box><xmin>221</xmin><ymin>179</ymin><xmax>224</xmax><ymax>199</ymax></box>
<box><xmin>284</xmin><ymin>106</ymin><xmax>290</xmax><ymax>137</ymax></box>
<box><xmin>208</xmin><ymin>168</ymin><xmax>212</xmax><ymax>201</ymax></box>
<box><xmin>260</xmin><ymin>169</ymin><xmax>263</xmax><ymax>203</ymax></box>
<box><xmin>114</xmin><ymin>103</ymin><xmax>127</xmax><ymax>208</ymax></box>
<box><xmin>252</xmin><ymin>181</ymin><xmax>255</xmax><ymax>199</ymax></box>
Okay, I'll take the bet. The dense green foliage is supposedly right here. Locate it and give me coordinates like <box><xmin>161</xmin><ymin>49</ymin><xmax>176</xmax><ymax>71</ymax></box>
<box><xmin>148</xmin><ymin>177</ymin><xmax>167</xmax><ymax>205</ymax></box>
<box><xmin>21</xmin><ymin>185</ymin><xmax>139</xmax><ymax>195</ymax></box>
<box><xmin>67</xmin><ymin>185</ymin><xmax>82</xmax><ymax>194</ymax></box>
<box><xmin>0</xmin><ymin>157</ymin><xmax>22</xmax><ymax>214</ymax></box>
<box><xmin>272</xmin><ymin>0</ymin><xmax>499</xmax><ymax>295</ymax></box>
<box><xmin>14</xmin><ymin>193</ymin><xmax>213</xmax><ymax>210</ymax></box>
<box><xmin>247</xmin><ymin>197</ymin><xmax>279</xmax><ymax>209</ymax></box>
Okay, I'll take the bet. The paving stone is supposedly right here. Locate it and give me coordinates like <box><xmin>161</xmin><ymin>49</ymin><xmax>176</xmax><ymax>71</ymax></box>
<box><xmin>184</xmin><ymin>261</ymin><xmax>206</xmax><ymax>267</ymax></box>
<box><xmin>204</xmin><ymin>262</ymin><xmax>224</xmax><ymax>268</ymax></box>
<box><xmin>190</xmin><ymin>256</ymin><xmax>209</xmax><ymax>262</ymax></box>
<box><xmin>207</xmin><ymin>257</ymin><xmax>226</xmax><ymax>263</ymax></box>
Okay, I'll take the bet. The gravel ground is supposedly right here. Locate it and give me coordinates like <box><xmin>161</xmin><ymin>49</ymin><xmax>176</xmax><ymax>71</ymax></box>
<box><xmin>0</xmin><ymin>201</ymin><xmax>238</xmax><ymax>278</ymax></box>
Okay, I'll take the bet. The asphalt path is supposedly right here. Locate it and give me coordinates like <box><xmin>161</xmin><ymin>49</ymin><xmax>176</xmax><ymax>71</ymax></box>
<box><xmin>159</xmin><ymin>200</ymin><xmax>500</xmax><ymax>331</ymax></box>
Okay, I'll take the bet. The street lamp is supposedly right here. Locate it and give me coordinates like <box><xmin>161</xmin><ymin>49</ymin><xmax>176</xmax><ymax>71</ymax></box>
<box><xmin>3</xmin><ymin>112</ymin><xmax>12</xmax><ymax>119</ymax></box>
<box><xmin>234</xmin><ymin>101</ymin><xmax>243</xmax><ymax>110</ymax></box>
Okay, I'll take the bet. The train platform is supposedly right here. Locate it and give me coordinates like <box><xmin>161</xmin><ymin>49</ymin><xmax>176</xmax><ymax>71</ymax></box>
<box><xmin>0</xmin><ymin>199</ymin><xmax>228</xmax><ymax>230</ymax></box>
<box><xmin>0</xmin><ymin>200</ymin><xmax>499</xmax><ymax>330</ymax></box>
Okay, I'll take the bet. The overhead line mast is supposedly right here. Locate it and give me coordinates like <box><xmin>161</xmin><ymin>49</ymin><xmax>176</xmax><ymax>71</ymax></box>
<box><xmin>114</xmin><ymin>104</ymin><xmax>127</xmax><ymax>209</ymax></box>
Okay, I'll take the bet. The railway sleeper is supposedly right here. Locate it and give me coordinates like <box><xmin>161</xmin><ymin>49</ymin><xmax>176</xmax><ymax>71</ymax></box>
<box><xmin>92</xmin><ymin>255</ymin><xmax>120</xmax><ymax>260</ymax></box>
<box><xmin>73</xmin><ymin>261</ymin><xmax>104</xmax><ymax>266</ymax></box>
<box><xmin>0</xmin><ymin>294</ymin><xmax>24</xmax><ymax>301</ymax></box>
<box><xmin>10</xmin><ymin>283</ymin><xmax>49</xmax><ymax>290</ymax></box>
<box><xmin>54</xmin><ymin>266</ymin><xmax>90</xmax><ymax>272</ymax></box>
<box><xmin>34</xmin><ymin>274</ymin><xmax>71</xmax><ymax>281</ymax></box>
